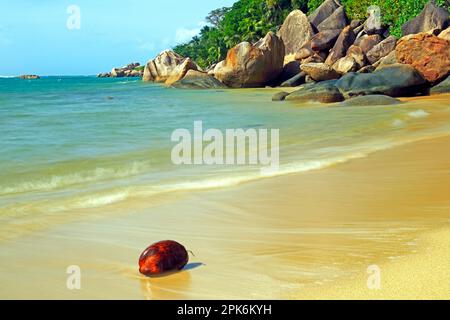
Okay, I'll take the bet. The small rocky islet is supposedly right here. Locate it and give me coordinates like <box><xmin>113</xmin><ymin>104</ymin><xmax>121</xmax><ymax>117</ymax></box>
<box><xmin>18</xmin><ymin>75</ymin><xmax>40</xmax><ymax>79</ymax></box>
<box><xmin>98</xmin><ymin>0</ymin><xmax>450</xmax><ymax>105</ymax></box>
<box><xmin>97</xmin><ymin>62</ymin><xmax>144</xmax><ymax>78</ymax></box>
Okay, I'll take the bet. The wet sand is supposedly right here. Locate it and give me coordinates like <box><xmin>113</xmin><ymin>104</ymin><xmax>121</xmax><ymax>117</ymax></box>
<box><xmin>1</xmin><ymin>131</ymin><xmax>449</xmax><ymax>299</ymax></box>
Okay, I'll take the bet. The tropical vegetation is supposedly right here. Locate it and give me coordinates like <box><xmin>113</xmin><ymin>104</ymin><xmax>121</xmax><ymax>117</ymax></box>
<box><xmin>173</xmin><ymin>0</ymin><xmax>449</xmax><ymax>69</ymax></box>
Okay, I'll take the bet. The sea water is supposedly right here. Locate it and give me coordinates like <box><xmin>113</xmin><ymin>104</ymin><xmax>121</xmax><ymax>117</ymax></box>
<box><xmin>1</xmin><ymin>76</ymin><xmax>450</xmax><ymax>240</ymax></box>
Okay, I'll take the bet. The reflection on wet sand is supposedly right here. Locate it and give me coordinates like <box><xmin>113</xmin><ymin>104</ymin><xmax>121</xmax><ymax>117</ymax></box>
<box><xmin>140</xmin><ymin>269</ymin><xmax>193</xmax><ymax>300</ymax></box>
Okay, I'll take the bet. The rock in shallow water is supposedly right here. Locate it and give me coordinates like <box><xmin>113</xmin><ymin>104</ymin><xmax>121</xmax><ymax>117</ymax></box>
<box><xmin>430</xmin><ymin>76</ymin><xmax>450</xmax><ymax>94</ymax></box>
<box><xmin>340</xmin><ymin>95</ymin><xmax>402</xmax><ymax>107</ymax></box>
<box><xmin>171</xmin><ymin>70</ymin><xmax>227</xmax><ymax>89</ymax></box>
<box><xmin>272</xmin><ymin>91</ymin><xmax>290</xmax><ymax>101</ymax></box>
<box><xmin>285</xmin><ymin>80</ymin><xmax>344</xmax><ymax>103</ymax></box>
<box><xmin>336</xmin><ymin>63</ymin><xmax>427</xmax><ymax>98</ymax></box>
<box><xmin>165</xmin><ymin>58</ymin><xmax>198</xmax><ymax>86</ymax></box>
<box><xmin>139</xmin><ymin>240</ymin><xmax>189</xmax><ymax>277</ymax></box>
<box><xmin>18</xmin><ymin>75</ymin><xmax>40</xmax><ymax>79</ymax></box>
<box><xmin>143</xmin><ymin>50</ymin><xmax>185</xmax><ymax>82</ymax></box>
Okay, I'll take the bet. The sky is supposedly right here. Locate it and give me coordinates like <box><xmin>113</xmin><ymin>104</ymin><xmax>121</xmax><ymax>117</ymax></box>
<box><xmin>0</xmin><ymin>0</ymin><xmax>236</xmax><ymax>76</ymax></box>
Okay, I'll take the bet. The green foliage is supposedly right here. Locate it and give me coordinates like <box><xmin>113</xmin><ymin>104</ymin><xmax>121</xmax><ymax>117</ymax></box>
<box><xmin>307</xmin><ymin>0</ymin><xmax>324</xmax><ymax>13</ymax></box>
<box><xmin>133</xmin><ymin>66</ymin><xmax>145</xmax><ymax>72</ymax></box>
<box><xmin>206</xmin><ymin>7</ymin><xmax>231</xmax><ymax>27</ymax></box>
<box><xmin>174</xmin><ymin>0</ymin><xmax>450</xmax><ymax>68</ymax></box>
<box><xmin>174</xmin><ymin>0</ymin><xmax>308</xmax><ymax>68</ymax></box>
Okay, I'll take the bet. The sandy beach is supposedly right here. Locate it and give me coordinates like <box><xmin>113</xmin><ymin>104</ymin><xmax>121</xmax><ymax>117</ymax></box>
<box><xmin>1</xmin><ymin>125</ymin><xmax>449</xmax><ymax>299</ymax></box>
<box><xmin>2</xmin><ymin>0</ymin><xmax>450</xmax><ymax>303</ymax></box>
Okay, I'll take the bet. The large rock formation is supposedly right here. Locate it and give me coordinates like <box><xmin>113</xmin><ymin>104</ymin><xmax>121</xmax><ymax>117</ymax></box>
<box><xmin>373</xmin><ymin>50</ymin><xmax>397</xmax><ymax>70</ymax></box>
<box><xmin>279</xmin><ymin>10</ymin><xmax>315</xmax><ymax>56</ymax></box>
<box><xmin>285</xmin><ymin>80</ymin><xmax>344</xmax><ymax>103</ymax></box>
<box><xmin>332</xmin><ymin>56</ymin><xmax>358</xmax><ymax>74</ymax></box>
<box><xmin>300</xmin><ymin>52</ymin><xmax>328</xmax><ymax>64</ymax></box>
<box><xmin>325</xmin><ymin>26</ymin><xmax>356</xmax><ymax>65</ymax></box>
<box><xmin>317</xmin><ymin>6</ymin><xmax>348</xmax><ymax>32</ymax></box>
<box><xmin>143</xmin><ymin>50</ymin><xmax>185</xmax><ymax>82</ymax></box>
<box><xmin>402</xmin><ymin>1</ymin><xmax>449</xmax><ymax>36</ymax></box>
<box><xmin>310</xmin><ymin>29</ymin><xmax>342</xmax><ymax>51</ymax></box>
<box><xmin>308</xmin><ymin>0</ymin><xmax>342</xmax><ymax>29</ymax></box>
<box><xmin>345</xmin><ymin>45</ymin><xmax>366</xmax><ymax>70</ymax></box>
<box><xmin>165</xmin><ymin>58</ymin><xmax>198</xmax><ymax>86</ymax></box>
<box><xmin>396</xmin><ymin>32</ymin><xmax>450</xmax><ymax>83</ymax></box>
<box><xmin>301</xmin><ymin>62</ymin><xmax>341</xmax><ymax>81</ymax></box>
<box><xmin>336</xmin><ymin>63</ymin><xmax>427</xmax><ymax>98</ymax></box>
<box><xmin>295</xmin><ymin>44</ymin><xmax>314</xmax><ymax>60</ymax></box>
<box><xmin>366</xmin><ymin>36</ymin><xmax>397</xmax><ymax>64</ymax></box>
<box><xmin>171</xmin><ymin>70</ymin><xmax>227</xmax><ymax>89</ymax></box>
<box><xmin>214</xmin><ymin>32</ymin><xmax>285</xmax><ymax>88</ymax></box>
<box><xmin>438</xmin><ymin>27</ymin><xmax>450</xmax><ymax>41</ymax></box>
<box><xmin>355</xmin><ymin>34</ymin><xmax>383</xmax><ymax>54</ymax></box>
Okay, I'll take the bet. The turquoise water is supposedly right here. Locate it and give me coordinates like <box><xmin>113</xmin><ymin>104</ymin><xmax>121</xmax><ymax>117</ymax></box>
<box><xmin>1</xmin><ymin>76</ymin><xmax>450</xmax><ymax>239</ymax></box>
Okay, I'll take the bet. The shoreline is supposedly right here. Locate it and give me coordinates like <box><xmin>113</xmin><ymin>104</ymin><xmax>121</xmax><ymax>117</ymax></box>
<box><xmin>2</xmin><ymin>92</ymin><xmax>450</xmax><ymax>244</ymax></box>
<box><xmin>1</xmin><ymin>134</ymin><xmax>450</xmax><ymax>299</ymax></box>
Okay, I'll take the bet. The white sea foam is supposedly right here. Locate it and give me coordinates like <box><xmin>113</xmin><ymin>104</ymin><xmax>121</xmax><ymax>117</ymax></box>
<box><xmin>0</xmin><ymin>161</ymin><xmax>149</xmax><ymax>195</ymax></box>
<box><xmin>408</xmin><ymin>110</ymin><xmax>430</xmax><ymax>119</ymax></box>
<box><xmin>392</xmin><ymin>119</ymin><xmax>406</xmax><ymax>127</ymax></box>
<box><xmin>75</xmin><ymin>190</ymin><xmax>130</xmax><ymax>208</ymax></box>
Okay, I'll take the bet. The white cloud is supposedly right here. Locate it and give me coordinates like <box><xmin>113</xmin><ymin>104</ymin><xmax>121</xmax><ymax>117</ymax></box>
<box><xmin>175</xmin><ymin>27</ymin><xmax>200</xmax><ymax>44</ymax></box>
<box><xmin>174</xmin><ymin>22</ymin><xmax>206</xmax><ymax>44</ymax></box>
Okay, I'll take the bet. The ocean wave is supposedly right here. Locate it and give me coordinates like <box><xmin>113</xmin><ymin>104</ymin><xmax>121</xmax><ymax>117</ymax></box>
<box><xmin>74</xmin><ymin>190</ymin><xmax>130</xmax><ymax>208</ymax></box>
<box><xmin>68</xmin><ymin>132</ymin><xmax>450</xmax><ymax>210</ymax></box>
<box><xmin>0</xmin><ymin>161</ymin><xmax>150</xmax><ymax>195</ymax></box>
<box><xmin>4</xmin><ymin>131</ymin><xmax>450</xmax><ymax>214</ymax></box>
